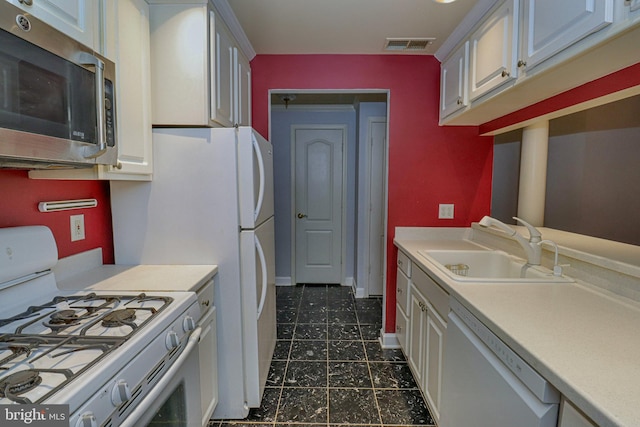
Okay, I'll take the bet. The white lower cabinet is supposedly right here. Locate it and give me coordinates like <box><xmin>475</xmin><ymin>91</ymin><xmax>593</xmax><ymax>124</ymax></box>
<box><xmin>395</xmin><ymin>304</ymin><xmax>408</xmax><ymax>351</ymax></box>
<box><xmin>407</xmin><ymin>263</ymin><xmax>448</xmax><ymax>425</ymax></box>
<box><xmin>396</xmin><ymin>262</ymin><xmax>411</xmax><ymax>352</ymax></box>
<box><xmin>558</xmin><ymin>399</ymin><xmax>597</xmax><ymax>427</ymax></box>
<box><xmin>395</xmin><ymin>248</ymin><xmax>448</xmax><ymax>423</ymax></box>
<box><xmin>408</xmin><ymin>285</ymin><xmax>428</xmax><ymax>386</ymax></box>
<box><xmin>424</xmin><ymin>307</ymin><xmax>445</xmax><ymax>422</ymax></box>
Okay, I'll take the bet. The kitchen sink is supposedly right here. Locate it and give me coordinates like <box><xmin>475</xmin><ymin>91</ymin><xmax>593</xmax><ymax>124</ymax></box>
<box><xmin>417</xmin><ymin>249</ymin><xmax>573</xmax><ymax>283</ymax></box>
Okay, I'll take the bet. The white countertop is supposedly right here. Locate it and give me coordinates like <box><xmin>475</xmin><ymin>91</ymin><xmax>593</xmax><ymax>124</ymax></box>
<box><xmin>52</xmin><ymin>248</ymin><xmax>217</xmax><ymax>293</ymax></box>
<box><xmin>56</xmin><ymin>264</ymin><xmax>217</xmax><ymax>293</ymax></box>
<box><xmin>394</xmin><ymin>230</ymin><xmax>640</xmax><ymax>427</ymax></box>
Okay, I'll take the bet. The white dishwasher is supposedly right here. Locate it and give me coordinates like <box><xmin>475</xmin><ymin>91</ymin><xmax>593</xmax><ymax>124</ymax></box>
<box><xmin>440</xmin><ymin>298</ymin><xmax>560</xmax><ymax>427</ymax></box>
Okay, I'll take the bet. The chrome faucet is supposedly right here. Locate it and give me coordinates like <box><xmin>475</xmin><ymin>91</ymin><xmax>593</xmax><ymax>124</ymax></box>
<box><xmin>478</xmin><ymin>216</ymin><xmax>542</xmax><ymax>265</ymax></box>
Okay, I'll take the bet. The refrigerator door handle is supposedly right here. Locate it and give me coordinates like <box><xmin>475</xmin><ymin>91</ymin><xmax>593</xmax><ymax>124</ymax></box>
<box><xmin>255</xmin><ymin>234</ymin><xmax>268</xmax><ymax>319</ymax></box>
<box><xmin>253</xmin><ymin>135</ymin><xmax>265</xmax><ymax>223</ymax></box>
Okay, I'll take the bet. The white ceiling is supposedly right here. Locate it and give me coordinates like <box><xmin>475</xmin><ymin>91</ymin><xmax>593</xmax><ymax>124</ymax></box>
<box><xmin>226</xmin><ymin>0</ymin><xmax>478</xmax><ymax>56</ymax></box>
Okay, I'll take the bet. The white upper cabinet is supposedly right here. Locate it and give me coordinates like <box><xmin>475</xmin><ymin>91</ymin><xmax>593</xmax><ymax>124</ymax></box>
<box><xmin>212</xmin><ymin>12</ymin><xmax>236</xmax><ymax>127</ymax></box>
<box><xmin>235</xmin><ymin>48</ymin><xmax>252</xmax><ymax>127</ymax></box>
<box><xmin>468</xmin><ymin>0</ymin><xmax>519</xmax><ymax>101</ymax></box>
<box><xmin>440</xmin><ymin>41</ymin><xmax>469</xmax><ymax>118</ymax></box>
<box><xmin>7</xmin><ymin>0</ymin><xmax>98</xmax><ymax>49</ymax></box>
<box><xmin>439</xmin><ymin>0</ymin><xmax>639</xmax><ymax>125</ymax></box>
<box><xmin>150</xmin><ymin>2</ymin><xmax>251</xmax><ymax>127</ymax></box>
<box><xmin>106</xmin><ymin>0</ymin><xmax>153</xmax><ymax>179</ymax></box>
<box><xmin>521</xmin><ymin>0</ymin><xmax>614</xmax><ymax>70</ymax></box>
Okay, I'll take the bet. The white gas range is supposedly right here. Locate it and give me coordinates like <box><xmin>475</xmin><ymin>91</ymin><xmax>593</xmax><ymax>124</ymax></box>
<box><xmin>0</xmin><ymin>226</ymin><xmax>213</xmax><ymax>427</ymax></box>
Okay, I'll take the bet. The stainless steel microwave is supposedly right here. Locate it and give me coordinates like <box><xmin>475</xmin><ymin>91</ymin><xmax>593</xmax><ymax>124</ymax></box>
<box><xmin>0</xmin><ymin>2</ymin><xmax>117</xmax><ymax>169</ymax></box>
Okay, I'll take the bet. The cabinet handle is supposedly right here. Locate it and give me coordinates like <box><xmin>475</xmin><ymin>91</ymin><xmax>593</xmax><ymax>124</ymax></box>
<box><xmin>396</xmin><ymin>325</ymin><xmax>402</xmax><ymax>333</ymax></box>
<box><xmin>456</xmin><ymin>97</ymin><xmax>463</xmax><ymax>105</ymax></box>
<box><xmin>517</xmin><ymin>60</ymin><xmax>527</xmax><ymax>68</ymax></box>
<box><xmin>398</xmin><ymin>260</ymin><xmax>403</xmax><ymax>267</ymax></box>
<box><xmin>19</xmin><ymin>0</ymin><xmax>33</xmax><ymax>5</ymax></box>
<box><xmin>397</xmin><ymin>288</ymin><xmax>403</xmax><ymax>295</ymax></box>
<box><xmin>501</xmin><ymin>69</ymin><xmax>511</xmax><ymax>78</ymax></box>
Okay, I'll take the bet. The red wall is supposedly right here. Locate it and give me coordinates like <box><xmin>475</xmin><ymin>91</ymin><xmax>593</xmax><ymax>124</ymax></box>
<box><xmin>0</xmin><ymin>170</ymin><xmax>114</xmax><ymax>263</ymax></box>
<box><xmin>251</xmin><ymin>54</ymin><xmax>494</xmax><ymax>333</ymax></box>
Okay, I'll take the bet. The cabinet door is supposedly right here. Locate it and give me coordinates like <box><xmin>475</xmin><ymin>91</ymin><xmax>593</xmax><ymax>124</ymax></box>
<box><xmin>408</xmin><ymin>286</ymin><xmax>427</xmax><ymax>384</ymax></box>
<box><xmin>469</xmin><ymin>0</ymin><xmax>519</xmax><ymax>101</ymax></box>
<box><xmin>7</xmin><ymin>0</ymin><xmax>97</xmax><ymax>48</ymax></box>
<box><xmin>235</xmin><ymin>48</ymin><xmax>252</xmax><ymax>126</ymax></box>
<box><xmin>105</xmin><ymin>0</ymin><xmax>152</xmax><ymax>179</ymax></box>
<box><xmin>440</xmin><ymin>41</ymin><xmax>468</xmax><ymax>119</ymax></box>
<box><xmin>151</xmin><ymin>3</ymin><xmax>209</xmax><ymax>126</ymax></box>
<box><xmin>395</xmin><ymin>304</ymin><xmax>408</xmax><ymax>352</ymax></box>
<box><xmin>521</xmin><ymin>0</ymin><xmax>614</xmax><ymax>70</ymax></box>
<box><xmin>213</xmin><ymin>15</ymin><xmax>235</xmax><ymax>127</ymax></box>
<box><xmin>424</xmin><ymin>308</ymin><xmax>446</xmax><ymax>423</ymax></box>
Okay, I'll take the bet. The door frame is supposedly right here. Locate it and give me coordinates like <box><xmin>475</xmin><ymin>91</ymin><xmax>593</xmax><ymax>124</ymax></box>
<box><xmin>358</xmin><ymin>116</ymin><xmax>387</xmax><ymax>297</ymax></box>
<box><xmin>290</xmin><ymin>124</ymin><xmax>348</xmax><ymax>285</ymax></box>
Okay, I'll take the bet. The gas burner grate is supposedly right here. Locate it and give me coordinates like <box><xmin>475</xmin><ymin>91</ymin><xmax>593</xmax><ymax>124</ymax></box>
<box><xmin>0</xmin><ymin>335</ymin><xmax>125</xmax><ymax>404</ymax></box>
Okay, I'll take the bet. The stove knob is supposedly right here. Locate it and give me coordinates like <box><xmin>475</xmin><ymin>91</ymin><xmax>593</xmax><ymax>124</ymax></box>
<box><xmin>166</xmin><ymin>330</ymin><xmax>180</xmax><ymax>349</ymax></box>
<box><xmin>183</xmin><ymin>316</ymin><xmax>196</xmax><ymax>332</ymax></box>
<box><xmin>111</xmin><ymin>379</ymin><xmax>132</xmax><ymax>406</ymax></box>
<box><xmin>75</xmin><ymin>412</ymin><xmax>97</xmax><ymax>427</ymax></box>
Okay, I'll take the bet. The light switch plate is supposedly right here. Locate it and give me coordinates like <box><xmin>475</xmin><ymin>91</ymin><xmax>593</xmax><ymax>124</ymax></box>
<box><xmin>439</xmin><ymin>204</ymin><xmax>454</xmax><ymax>219</ymax></box>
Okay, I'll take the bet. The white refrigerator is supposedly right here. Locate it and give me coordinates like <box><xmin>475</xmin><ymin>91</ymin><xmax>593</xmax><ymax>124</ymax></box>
<box><xmin>110</xmin><ymin>127</ymin><xmax>276</xmax><ymax>420</ymax></box>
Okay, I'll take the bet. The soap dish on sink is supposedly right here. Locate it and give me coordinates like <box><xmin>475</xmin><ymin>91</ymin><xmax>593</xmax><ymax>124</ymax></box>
<box><xmin>445</xmin><ymin>263</ymin><xmax>469</xmax><ymax>277</ymax></box>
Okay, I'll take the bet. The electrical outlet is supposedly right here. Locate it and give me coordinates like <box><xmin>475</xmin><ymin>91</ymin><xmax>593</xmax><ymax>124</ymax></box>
<box><xmin>439</xmin><ymin>204</ymin><xmax>454</xmax><ymax>219</ymax></box>
<box><xmin>70</xmin><ymin>214</ymin><xmax>85</xmax><ymax>241</ymax></box>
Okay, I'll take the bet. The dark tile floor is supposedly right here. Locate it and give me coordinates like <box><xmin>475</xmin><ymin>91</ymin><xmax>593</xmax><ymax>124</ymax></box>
<box><xmin>211</xmin><ymin>284</ymin><xmax>435</xmax><ymax>427</ymax></box>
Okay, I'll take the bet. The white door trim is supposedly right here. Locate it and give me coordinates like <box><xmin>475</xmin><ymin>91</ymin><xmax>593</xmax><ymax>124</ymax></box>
<box><xmin>361</xmin><ymin>116</ymin><xmax>387</xmax><ymax>297</ymax></box>
<box><xmin>290</xmin><ymin>124</ymin><xmax>348</xmax><ymax>285</ymax></box>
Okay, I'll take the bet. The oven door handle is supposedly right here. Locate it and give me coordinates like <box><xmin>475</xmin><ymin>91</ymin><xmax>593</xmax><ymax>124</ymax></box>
<box><xmin>119</xmin><ymin>327</ymin><xmax>202</xmax><ymax>427</ymax></box>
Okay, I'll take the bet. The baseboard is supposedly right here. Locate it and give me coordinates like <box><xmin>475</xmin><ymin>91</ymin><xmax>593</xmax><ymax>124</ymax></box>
<box><xmin>379</xmin><ymin>331</ymin><xmax>400</xmax><ymax>349</ymax></box>
<box><xmin>354</xmin><ymin>287</ymin><xmax>366</xmax><ymax>299</ymax></box>
<box><xmin>276</xmin><ymin>277</ymin><xmax>292</xmax><ymax>286</ymax></box>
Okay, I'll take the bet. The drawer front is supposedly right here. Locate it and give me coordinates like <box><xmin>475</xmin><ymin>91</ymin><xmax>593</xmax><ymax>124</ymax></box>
<box><xmin>197</xmin><ymin>278</ymin><xmax>215</xmax><ymax>320</ymax></box>
<box><xmin>396</xmin><ymin>267</ymin><xmax>410</xmax><ymax>314</ymax></box>
<box><xmin>412</xmin><ymin>267</ymin><xmax>449</xmax><ymax>320</ymax></box>
<box><xmin>397</xmin><ymin>250</ymin><xmax>412</xmax><ymax>277</ymax></box>
<box><xmin>395</xmin><ymin>303</ymin><xmax>408</xmax><ymax>352</ymax></box>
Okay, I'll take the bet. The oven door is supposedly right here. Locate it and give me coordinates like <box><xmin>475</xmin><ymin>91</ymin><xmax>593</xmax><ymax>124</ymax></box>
<box><xmin>121</xmin><ymin>327</ymin><xmax>203</xmax><ymax>427</ymax></box>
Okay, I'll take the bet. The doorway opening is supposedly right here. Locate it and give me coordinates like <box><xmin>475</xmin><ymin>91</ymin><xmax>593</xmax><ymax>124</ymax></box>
<box><xmin>268</xmin><ymin>90</ymin><xmax>389</xmax><ymax>299</ymax></box>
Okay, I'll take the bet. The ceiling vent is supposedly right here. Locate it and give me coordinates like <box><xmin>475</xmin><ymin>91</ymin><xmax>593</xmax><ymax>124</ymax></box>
<box><xmin>384</xmin><ymin>38</ymin><xmax>435</xmax><ymax>51</ymax></box>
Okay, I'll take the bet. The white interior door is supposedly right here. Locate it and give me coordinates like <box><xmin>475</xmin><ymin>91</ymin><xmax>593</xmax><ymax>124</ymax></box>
<box><xmin>367</xmin><ymin>119</ymin><xmax>386</xmax><ymax>295</ymax></box>
<box><xmin>293</xmin><ymin>126</ymin><xmax>346</xmax><ymax>284</ymax></box>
